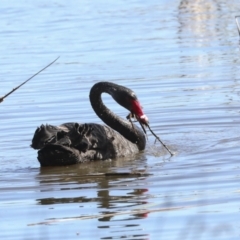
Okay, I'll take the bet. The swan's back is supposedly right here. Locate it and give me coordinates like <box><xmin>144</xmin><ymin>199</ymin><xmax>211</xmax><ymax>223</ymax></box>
<box><xmin>37</xmin><ymin>123</ymin><xmax>140</xmax><ymax>166</ymax></box>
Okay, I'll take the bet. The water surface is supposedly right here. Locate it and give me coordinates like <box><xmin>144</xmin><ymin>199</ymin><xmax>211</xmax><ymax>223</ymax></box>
<box><xmin>1</xmin><ymin>0</ymin><xmax>240</xmax><ymax>239</ymax></box>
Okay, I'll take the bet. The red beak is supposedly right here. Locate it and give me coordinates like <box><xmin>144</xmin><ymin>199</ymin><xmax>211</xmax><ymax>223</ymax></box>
<box><xmin>131</xmin><ymin>99</ymin><xmax>149</xmax><ymax>125</ymax></box>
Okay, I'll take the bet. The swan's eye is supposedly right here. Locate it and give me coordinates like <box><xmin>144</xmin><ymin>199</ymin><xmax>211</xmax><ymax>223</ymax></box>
<box><xmin>130</xmin><ymin>92</ymin><xmax>137</xmax><ymax>100</ymax></box>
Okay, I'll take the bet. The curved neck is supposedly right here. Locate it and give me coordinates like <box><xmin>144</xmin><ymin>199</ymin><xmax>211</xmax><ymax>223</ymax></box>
<box><xmin>89</xmin><ymin>82</ymin><xmax>146</xmax><ymax>150</ymax></box>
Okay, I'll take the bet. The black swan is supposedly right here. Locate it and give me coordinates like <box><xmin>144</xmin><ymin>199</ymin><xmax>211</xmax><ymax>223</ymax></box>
<box><xmin>31</xmin><ymin>82</ymin><xmax>148</xmax><ymax>166</ymax></box>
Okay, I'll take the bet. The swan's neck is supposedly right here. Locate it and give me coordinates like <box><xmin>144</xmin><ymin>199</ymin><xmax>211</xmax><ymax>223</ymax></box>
<box><xmin>89</xmin><ymin>82</ymin><xmax>146</xmax><ymax>150</ymax></box>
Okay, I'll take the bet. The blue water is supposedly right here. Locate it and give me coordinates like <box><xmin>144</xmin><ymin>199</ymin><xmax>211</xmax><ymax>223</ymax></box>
<box><xmin>1</xmin><ymin>0</ymin><xmax>240</xmax><ymax>239</ymax></box>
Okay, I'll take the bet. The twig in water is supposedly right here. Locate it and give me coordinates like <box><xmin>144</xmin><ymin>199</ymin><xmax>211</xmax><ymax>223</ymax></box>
<box><xmin>127</xmin><ymin>112</ymin><xmax>147</xmax><ymax>134</ymax></box>
<box><xmin>127</xmin><ymin>112</ymin><xmax>174</xmax><ymax>156</ymax></box>
<box><xmin>0</xmin><ymin>56</ymin><xmax>60</xmax><ymax>103</ymax></box>
<box><xmin>137</xmin><ymin>117</ymin><xmax>147</xmax><ymax>134</ymax></box>
<box><xmin>235</xmin><ymin>16</ymin><xmax>240</xmax><ymax>36</ymax></box>
<box><xmin>145</xmin><ymin>122</ymin><xmax>174</xmax><ymax>156</ymax></box>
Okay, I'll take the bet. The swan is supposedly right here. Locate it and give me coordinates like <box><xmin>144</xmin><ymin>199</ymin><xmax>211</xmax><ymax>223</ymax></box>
<box><xmin>31</xmin><ymin>82</ymin><xmax>148</xmax><ymax>166</ymax></box>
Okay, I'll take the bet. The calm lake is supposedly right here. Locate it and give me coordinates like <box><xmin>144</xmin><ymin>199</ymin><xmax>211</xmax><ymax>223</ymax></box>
<box><xmin>1</xmin><ymin>0</ymin><xmax>240</xmax><ymax>239</ymax></box>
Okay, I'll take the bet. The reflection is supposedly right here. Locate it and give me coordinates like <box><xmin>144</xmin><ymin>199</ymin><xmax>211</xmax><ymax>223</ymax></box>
<box><xmin>38</xmin><ymin>196</ymin><xmax>97</xmax><ymax>205</ymax></box>
<box><xmin>35</xmin><ymin>154</ymin><xmax>150</xmax><ymax>222</ymax></box>
<box><xmin>100</xmin><ymin>233</ymin><xmax>149</xmax><ymax>240</ymax></box>
<box><xmin>176</xmin><ymin>0</ymin><xmax>240</xmax><ymax>97</ymax></box>
<box><xmin>178</xmin><ymin>0</ymin><xmax>222</xmax><ymax>43</ymax></box>
<box><xmin>177</xmin><ymin>0</ymin><xmax>221</xmax><ymax>70</ymax></box>
<box><xmin>97</xmin><ymin>188</ymin><xmax>149</xmax><ymax>222</ymax></box>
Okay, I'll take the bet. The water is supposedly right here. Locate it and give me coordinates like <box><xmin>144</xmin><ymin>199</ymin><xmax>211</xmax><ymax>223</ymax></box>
<box><xmin>1</xmin><ymin>0</ymin><xmax>240</xmax><ymax>239</ymax></box>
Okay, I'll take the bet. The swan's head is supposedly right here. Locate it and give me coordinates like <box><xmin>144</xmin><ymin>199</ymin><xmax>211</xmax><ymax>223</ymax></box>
<box><xmin>109</xmin><ymin>86</ymin><xmax>148</xmax><ymax>125</ymax></box>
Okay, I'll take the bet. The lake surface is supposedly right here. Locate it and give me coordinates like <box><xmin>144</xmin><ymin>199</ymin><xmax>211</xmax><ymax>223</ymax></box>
<box><xmin>1</xmin><ymin>0</ymin><xmax>240</xmax><ymax>239</ymax></box>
